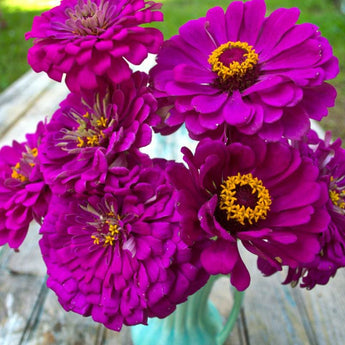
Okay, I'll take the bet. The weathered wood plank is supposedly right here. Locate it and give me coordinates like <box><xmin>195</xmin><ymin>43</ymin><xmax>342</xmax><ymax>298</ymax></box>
<box><xmin>0</xmin><ymin>75</ymin><xmax>68</xmax><ymax>147</ymax></box>
<box><xmin>18</xmin><ymin>268</ymin><xmax>246</xmax><ymax>344</ymax></box>
<box><xmin>6</xmin><ymin>224</ymin><xmax>46</xmax><ymax>278</ymax></box>
<box><xmin>0</xmin><ymin>273</ymin><xmax>47</xmax><ymax>345</ymax></box>
<box><xmin>0</xmin><ymin>71</ymin><xmax>55</xmax><ymax>138</ymax></box>
<box><xmin>241</xmin><ymin>250</ymin><xmax>345</xmax><ymax>345</ymax></box>
<box><xmin>241</xmin><ymin>251</ymin><xmax>313</xmax><ymax>345</ymax></box>
<box><xmin>0</xmin><ymin>224</ymin><xmax>47</xmax><ymax>345</ymax></box>
<box><xmin>291</xmin><ymin>270</ymin><xmax>345</xmax><ymax>345</ymax></box>
<box><xmin>23</xmin><ymin>290</ymin><xmax>105</xmax><ymax>345</ymax></box>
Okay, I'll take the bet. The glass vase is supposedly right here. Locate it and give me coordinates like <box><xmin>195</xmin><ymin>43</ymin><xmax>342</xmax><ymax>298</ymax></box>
<box><xmin>130</xmin><ymin>276</ymin><xmax>245</xmax><ymax>345</ymax></box>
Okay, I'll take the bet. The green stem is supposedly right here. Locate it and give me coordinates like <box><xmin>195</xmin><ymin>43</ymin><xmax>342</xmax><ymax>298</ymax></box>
<box><xmin>216</xmin><ymin>288</ymin><xmax>245</xmax><ymax>345</ymax></box>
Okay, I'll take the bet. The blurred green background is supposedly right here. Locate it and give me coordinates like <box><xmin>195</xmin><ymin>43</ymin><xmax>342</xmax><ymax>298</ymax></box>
<box><xmin>0</xmin><ymin>0</ymin><xmax>344</xmax><ymax>137</ymax></box>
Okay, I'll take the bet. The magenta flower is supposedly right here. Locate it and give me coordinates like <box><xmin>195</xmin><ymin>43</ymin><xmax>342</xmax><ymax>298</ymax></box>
<box><xmin>0</xmin><ymin>122</ymin><xmax>51</xmax><ymax>249</ymax></box>
<box><xmin>167</xmin><ymin>136</ymin><xmax>330</xmax><ymax>290</ymax></box>
<box><xmin>151</xmin><ymin>0</ymin><xmax>338</xmax><ymax>141</ymax></box>
<box><xmin>39</xmin><ymin>72</ymin><xmax>158</xmax><ymax>195</ymax></box>
<box><xmin>26</xmin><ymin>0</ymin><xmax>163</xmax><ymax>92</ymax></box>
<box><xmin>39</xmin><ymin>159</ymin><xmax>208</xmax><ymax>331</ymax></box>
<box><xmin>273</xmin><ymin>131</ymin><xmax>345</xmax><ymax>289</ymax></box>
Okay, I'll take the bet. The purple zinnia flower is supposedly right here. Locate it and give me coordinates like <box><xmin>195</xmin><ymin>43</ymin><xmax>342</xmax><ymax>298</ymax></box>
<box><xmin>25</xmin><ymin>0</ymin><xmax>163</xmax><ymax>93</ymax></box>
<box><xmin>39</xmin><ymin>159</ymin><xmax>209</xmax><ymax>331</ymax></box>
<box><xmin>151</xmin><ymin>0</ymin><xmax>338</xmax><ymax>141</ymax></box>
<box><xmin>39</xmin><ymin>72</ymin><xmax>158</xmax><ymax>195</ymax></box>
<box><xmin>273</xmin><ymin>131</ymin><xmax>345</xmax><ymax>289</ymax></box>
<box><xmin>0</xmin><ymin>122</ymin><xmax>51</xmax><ymax>249</ymax></box>
<box><xmin>167</xmin><ymin>136</ymin><xmax>330</xmax><ymax>290</ymax></box>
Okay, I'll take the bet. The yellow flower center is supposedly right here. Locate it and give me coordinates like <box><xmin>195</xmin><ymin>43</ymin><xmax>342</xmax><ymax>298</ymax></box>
<box><xmin>11</xmin><ymin>162</ymin><xmax>28</xmax><ymax>182</ymax></box>
<box><xmin>11</xmin><ymin>147</ymin><xmax>38</xmax><ymax>182</ymax></box>
<box><xmin>66</xmin><ymin>0</ymin><xmax>114</xmax><ymax>36</ymax></box>
<box><xmin>329</xmin><ymin>176</ymin><xmax>345</xmax><ymax>211</ymax></box>
<box><xmin>91</xmin><ymin>212</ymin><xmax>122</xmax><ymax>247</ymax></box>
<box><xmin>219</xmin><ymin>173</ymin><xmax>271</xmax><ymax>226</ymax></box>
<box><xmin>208</xmin><ymin>41</ymin><xmax>258</xmax><ymax>81</ymax></box>
<box><xmin>75</xmin><ymin>112</ymin><xmax>108</xmax><ymax>148</ymax></box>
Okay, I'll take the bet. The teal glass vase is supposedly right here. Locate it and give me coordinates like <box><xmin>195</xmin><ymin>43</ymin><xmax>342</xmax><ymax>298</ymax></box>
<box><xmin>130</xmin><ymin>276</ymin><xmax>245</xmax><ymax>345</ymax></box>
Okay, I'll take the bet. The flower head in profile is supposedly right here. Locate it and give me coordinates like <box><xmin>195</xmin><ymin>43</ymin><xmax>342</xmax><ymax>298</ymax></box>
<box><xmin>0</xmin><ymin>122</ymin><xmax>51</xmax><ymax>249</ymax></box>
<box><xmin>26</xmin><ymin>0</ymin><xmax>163</xmax><ymax>92</ymax></box>
<box><xmin>167</xmin><ymin>136</ymin><xmax>330</xmax><ymax>290</ymax></box>
<box><xmin>275</xmin><ymin>131</ymin><xmax>345</xmax><ymax>289</ymax></box>
<box><xmin>151</xmin><ymin>0</ymin><xmax>338</xmax><ymax>141</ymax></box>
<box><xmin>39</xmin><ymin>72</ymin><xmax>158</xmax><ymax>195</ymax></box>
<box><xmin>39</xmin><ymin>159</ymin><xmax>208</xmax><ymax>331</ymax></box>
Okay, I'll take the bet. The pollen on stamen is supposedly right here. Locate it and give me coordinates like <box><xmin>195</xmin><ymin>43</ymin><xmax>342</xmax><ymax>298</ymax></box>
<box><xmin>208</xmin><ymin>41</ymin><xmax>259</xmax><ymax>92</ymax></box>
<box><xmin>219</xmin><ymin>172</ymin><xmax>271</xmax><ymax>226</ymax></box>
<box><xmin>208</xmin><ymin>41</ymin><xmax>259</xmax><ymax>80</ymax></box>
<box><xmin>65</xmin><ymin>0</ymin><xmax>114</xmax><ymax>37</ymax></box>
<box><xmin>31</xmin><ymin>148</ymin><xmax>38</xmax><ymax>157</ymax></box>
<box><xmin>96</xmin><ymin>116</ymin><xmax>107</xmax><ymax>127</ymax></box>
<box><xmin>86</xmin><ymin>135</ymin><xmax>100</xmax><ymax>146</ymax></box>
<box><xmin>91</xmin><ymin>235</ymin><xmax>100</xmax><ymax>245</ymax></box>
<box><xmin>91</xmin><ymin>212</ymin><xmax>123</xmax><ymax>247</ymax></box>
<box><xmin>11</xmin><ymin>147</ymin><xmax>38</xmax><ymax>182</ymax></box>
<box><xmin>329</xmin><ymin>176</ymin><xmax>345</xmax><ymax>211</ymax></box>
<box><xmin>11</xmin><ymin>163</ymin><xmax>28</xmax><ymax>182</ymax></box>
<box><xmin>77</xmin><ymin>137</ymin><xmax>85</xmax><ymax>148</ymax></box>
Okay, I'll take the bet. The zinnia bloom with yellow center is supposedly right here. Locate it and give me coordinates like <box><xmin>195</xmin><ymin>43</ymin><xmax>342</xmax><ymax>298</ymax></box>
<box><xmin>39</xmin><ymin>72</ymin><xmax>158</xmax><ymax>196</ymax></box>
<box><xmin>276</xmin><ymin>131</ymin><xmax>345</xmax><ymax>289</ymax></box>
<box><xmin>0</xmin><ymin>122</ymin><xmax>51</xmax><ymax>249</ymax></box>
<box><xmin>26</xmin><ymin>0</ymin><xmax>163</xmax><ymax>92</ymax></box>
<box><xmin>167</xmin><ymin>136</ymin><xmax>330</xmax><ymax>290</ymax></box>
<box><xmin>39</xmin><ymin>159</ymin><xmax>208</xmax><ymax>330</ymax></box>
<box><xmin>150</xmin><ymin>0</ymin><xmax>338</xmax><ymax>141</ymax></box>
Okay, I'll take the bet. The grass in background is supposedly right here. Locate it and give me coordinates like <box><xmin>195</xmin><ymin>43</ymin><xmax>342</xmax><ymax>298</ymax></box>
<box><xmin>0</xmin><ymin>0</ymin><xmax>344</xmax><ymax>137</ymax></box>
<box><xmin>0</xmin><ymin>0</ymin><xmax>53</xmax><ymax>91</ymax></box>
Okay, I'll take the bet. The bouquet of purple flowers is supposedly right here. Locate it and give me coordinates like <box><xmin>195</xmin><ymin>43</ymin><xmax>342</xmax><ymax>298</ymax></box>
<box><xmin>0</xmin><ymin>0</ymin><xmax>343</xmax><ymax>335</ymax></box>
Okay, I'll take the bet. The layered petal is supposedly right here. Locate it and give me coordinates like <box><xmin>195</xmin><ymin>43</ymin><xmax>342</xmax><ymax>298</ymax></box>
<box><xmin>39</xmin><ymin>159</ymin><xmax>209</xmax><ymax>331</ymax></box>
<box><xmin>26</xmin><ymin>0</ymin><xmax>163</xmax><ymax>92</ymax></box>
<box><xmin>150</xmin><ymin>0</ymin><xmax>338</xmax><ymax>141</ymax></box>
<box><xmin>168</xmin><ymin>136</ymin><xmax>330</xmax><ymax>290</ymax></box>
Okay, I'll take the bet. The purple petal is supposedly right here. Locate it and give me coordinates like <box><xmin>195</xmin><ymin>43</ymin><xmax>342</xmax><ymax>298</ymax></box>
<box><xmin>92</xmin><ymin>53</ymin><xmax>111</xmax><ymax>75</ymax></box>
<box><xmin>179</xmin><ymin>17</ymin><xmax>217</xmax><ymax>55</ymax></box>
<box><xmin>271</xmin><ymin>182</ymin><xmax>320</xmax><ymax>211</ymax></box>
<box><xmin>281</xmin><ymin>105</ymin><xmax>310</xmax><ymax>140</ymax></box>
<box><xmin>259</xmin><ymin>82</ymin><xmax>297</xmax><ymax>107</ymax></box>
<box><xmin>205</xmin><ymin>6</ymin><xmax>227</xmax><ymax>46</ymax></box>
<box><xmin>262</xmin><ymin>23</ymin><xmax>316</xmax><ymax>62</ymax></box>
<box><xmin>222</xmin><ymin>91</ymin><xmax>253</xmax><ymax>126</ymax></box>
<box><xmin>302</xmin><ymin>83</ymin><xmax>337</xmax><ymax>121</ymax></box>
<box><xmin>192</xmin><ymin>92</ymin><xmax>228</xmax><ymax>113</ymax></box>
<box><xmin>255</xmin><ymin>7</ymin><xmax>300</xmax><ymax>56</ymax></box>
<box><xmin>268</xmin><ymin>206</ymin><xmax>314</xmax><ymax>227</ymax></box>
<box><xmin>239</xmin><ymin>0</ymin><xmax>266</xmax><ymax>45</ymax></box>
<box><xmin>258</xmin><ymin>121</ymin><xmax>284</xmax><ymax>141</ymax></box>
<box><xmin>165</xmin><ymin>81</ymin><xmax>217</xmax><ymax>96</ymax></box>
<box><xmin>225</xmin><ymin>1</ymin><xmax>244</xmax><ymax>41</ymax></box>
<box><xmin>243</xmin><ymin>75</ymin><xmax>285</xmax><ymax>96</ymax></box>
<box><xmin>198</xmin><ymin>110</ymin><xmax>225</xmax><ymax>130</ymax></box>
<box><xmin>237</xmin><ymin>104</ymin><xmax>264</xmax><ymax>135</ymax></box>
<box><xmin>261</xmin><ymin>105</ymin><xmax>283</xmax><ymax>123</ymax></box>
<box><xmin>230</xmin><ymin>256</ymin><xmax>251</xmax><ymax>291</ymax></box>
<box><xmin>173</xmin><ymin>64</ymin><xmax>214</xmax><ymax>84</ymax></box>
<box><xmin>263</xmin><ymin>39</ymin><xmax>322</xmax><ymax>71</ymax></box>
<box><xmin>200</xmin><ymin>240</ymin><xmax>238</xmax><ymax>275</ymax></box>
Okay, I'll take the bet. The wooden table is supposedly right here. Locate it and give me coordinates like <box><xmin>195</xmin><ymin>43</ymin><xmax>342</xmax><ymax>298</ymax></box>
<box><xmin>0</xmin><ymin>70</ymin><xmax>344</xmax><ymax>345</ymax></box>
